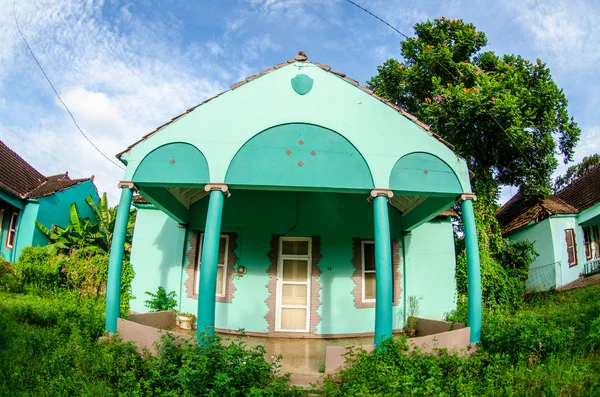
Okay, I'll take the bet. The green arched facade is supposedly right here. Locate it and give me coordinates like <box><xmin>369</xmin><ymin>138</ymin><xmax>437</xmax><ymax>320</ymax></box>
<box><xmin>132</xmin><ymin>142</ymin><xmax>210</xmax><ymax>186</ymax></box>
<box><xmin>225</xmin><ymin>123</ymin><xmax>374</xmax><ymax>191</ymax></box>
<box><xmin>389</xmin><ymin>152</ymin><xmax>462</xmax><ymax>195</ymax></box>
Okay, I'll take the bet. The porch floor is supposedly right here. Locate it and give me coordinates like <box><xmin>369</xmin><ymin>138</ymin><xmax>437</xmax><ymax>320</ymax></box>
<box><xmin>558</xmin><ymin>272</ymin><xmax>600</xmax><ymax>292</ymax></box>
<box><xmin>171</xmin><ymin>326</ymin><xmax>371</xmax><ymax>375</ymax></box>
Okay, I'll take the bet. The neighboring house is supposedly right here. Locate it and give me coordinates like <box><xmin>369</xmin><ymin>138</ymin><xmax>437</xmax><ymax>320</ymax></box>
<box><xmin>0</xmin><ymin>140</ymin><xmax>99</xmax><ymax>262</ymax></box>
<box><xmin>497</xmin><ymin>165</ymin><xmax>600</xmax><ymax>291</ymax></box>
<box><xmin>105</xmin><ymin>52</ymin><xmax>483</xmax><ymax>346</ymax></box>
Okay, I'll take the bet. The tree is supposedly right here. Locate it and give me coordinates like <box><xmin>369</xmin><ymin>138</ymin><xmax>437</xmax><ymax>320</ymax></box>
<box><xmin>368</xmin><ymin>17</ymin><xmax>580</xmax><ymax>252</ymax></box>
<box><xmin>554</xmin><ymin>154</ymin><xmax>600</xmax><ymax>192</ymax></box>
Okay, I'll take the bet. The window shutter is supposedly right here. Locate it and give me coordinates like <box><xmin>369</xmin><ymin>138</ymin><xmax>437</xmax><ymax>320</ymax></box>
<box><xmin>593</xmin><ymin>225</ymin><xmax>600</xmax><ymax>259</ymax></box>
<box><xmin>364</xmin><ymin>272</ymin><xmax>376</xmax><ymax>300</ymax></box>
<box><xmin>565</xmin><ymin>229</ymin><xmax>577</xmax><ymax>267</ymax></box>
<box><xmin>584</xmin><ymin>227</ymin><xmax>593</xmax><ymax>260</ymax></box>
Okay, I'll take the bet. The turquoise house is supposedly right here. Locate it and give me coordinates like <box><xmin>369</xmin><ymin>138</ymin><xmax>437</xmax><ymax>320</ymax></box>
<box><xmin>106</xmin><ymin>52</ymin><xmax>482</xmax><ymax>346</ymax></box>
<box><xmin>498</xmin><ymin>165</ymin><xmax>600</xmax><ymax>291</ymax></box>
<box><xmin>0</xmin><ymin>140</ymin><xmax>99</xmax><ymax>262</ymax></box>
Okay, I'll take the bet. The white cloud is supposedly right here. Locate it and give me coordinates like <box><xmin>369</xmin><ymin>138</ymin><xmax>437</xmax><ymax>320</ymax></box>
<box><xmin>241</xmin><ymin>33</ymin><xmax>280</xmax><ymax>62</ymax></box>
<box><xmin>207</xmin><ymin>41</ymin><xmax>225</xmax><ymax>57</ymax></box>
<box><xmin>246</xmin><ymin>0</ymin><xmax>337</xmax><ymax>27</ymax></box>
<box><xmin>0</xmin><ymin>0</ymin><xmax>228</xmax><ymax>204</ymax></box>
<box><xmin>506</xmin><ymin>0</ymin><xmax>599</xmax><ymax>71</ymax></box>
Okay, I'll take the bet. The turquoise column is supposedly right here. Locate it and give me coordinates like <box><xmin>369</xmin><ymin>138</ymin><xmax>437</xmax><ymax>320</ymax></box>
<box><xmin>197</xmin><ymin>186</ymin><xmax>227</xmax><ymax>339</ymax></box>
<box><xmin>105</xmin><ymin>183</ymin><xmax>134</xmax><ymax>334</ymax></box>
<box><xmin>461</xmin><ymin>196</ymin><xmax>482</xmax><ymax>343</ymax></box>
<box><xmin>372</xmin><ymin>191</ymin><xmax>393</xmax><ymax>347</ymax></box>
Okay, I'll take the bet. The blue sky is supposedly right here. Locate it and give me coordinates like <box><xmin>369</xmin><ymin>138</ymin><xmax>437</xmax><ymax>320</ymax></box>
<box><xmin>1</xmin><ymin>0</ymin><xmax>598</xmax><ymax>204</ymax></box>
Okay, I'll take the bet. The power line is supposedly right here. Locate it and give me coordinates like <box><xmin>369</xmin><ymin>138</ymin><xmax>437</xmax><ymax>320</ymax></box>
<box><xmin>342</xmin><ymin>0</ymin><xmax>536</xmax><ymax>167</ymax></box>
<box><xmin>12</xmin><ymin>0</ymin><xmax>125</xmax><ymax>171</ymax></box>
<box><xmin>343</xmin><ymin>0</ymin><xmax>408</xmax><ymax>39</ymax></box>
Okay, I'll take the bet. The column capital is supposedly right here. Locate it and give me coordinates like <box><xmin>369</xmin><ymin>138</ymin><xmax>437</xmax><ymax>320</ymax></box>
<box><xmin>368</xmin><ymin>188</ymin><xmax>394</xmax><ymax>202</ymax></box>
<box><xmin>117</xmin><ymin>181</ymin><xmax>138</xmax><ymax>192</ymax></box>
<box><xmin>457</xmin><ymin>193</ymin><xmax>477</xmax><ymax>203</ymax></box>
<box><xmin>204</xmin><ymin>183</ymin><xmax>231</xmax><ymax>197</ymax></box>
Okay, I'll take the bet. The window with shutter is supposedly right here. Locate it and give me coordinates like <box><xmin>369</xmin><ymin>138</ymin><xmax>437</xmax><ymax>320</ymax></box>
<box><xmin>5</xmin><ymin>212</ymin><xmax>18</xmax><ymax>249</ymax></box>
<box><xmin>583</xmin><ymin>227</ymin><xmax>593</xmax><ymax>261</ymax></box>
<box><xmin>565</xmin><ymin>229</ymin><xmax>577</xmax><ymax>267</ymax></box>
<box><xmin>0</xmin><ymin>209</ymin><xmax>4</xmax><ymax>239</ymax></box>
<box><xmin>593</xmin><ymin>225</ymin><xmax>600</xmax><ymax>259</ymax></box>
<box><xmin>361</xmin><ymin>241</ymin><xmax>376</xmax><ymax>302</ymax></box>
<box><xmin>196</xmin><ymin>234</ymin><xmax>229</xmax><ymax>297</ymax></box>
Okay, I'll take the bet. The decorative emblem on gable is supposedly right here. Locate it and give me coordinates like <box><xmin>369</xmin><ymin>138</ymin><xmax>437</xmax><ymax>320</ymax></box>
<box><xmin>291</xmin><ymin>74</ymin><xmax>313</xmax><ymax>95</ymax></box>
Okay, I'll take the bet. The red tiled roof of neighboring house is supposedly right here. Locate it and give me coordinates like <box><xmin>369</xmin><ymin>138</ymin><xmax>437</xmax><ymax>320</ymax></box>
<box><xmin>497</xmin><ymin>193</ymin><xmax>578</xmax><ymax>234</ymax></box>
<box><xmin>0</xmin><ymin>140</ymin><xmax>46</xmax><ymax>197</ymax></box>
<box><xmin>132</xmin><ymin>195</ymin><xmax>150</xmax><ymax>204</ymax></box>
<box><xmin>0</xmin><ymin>140</ymin><xmax>94</xmax><ymax>200</ymax></box>
<box><xmin>26</xmin><ymin>173</ymin><xmax>93</xmax><ymax>199</ymax></box>
<box><xmin>497</xmin><ymin>165</ymin><xmax>600</xmax><ymax>234</ymax></box>
<box><xmin>556</xmin><ymin>164</ymin><xmax>600</xmax><ymax>212</ymax></box>
<box><xmin>116</xmin><ymin>51</ymin><xmax>457</xmax><ymax>160</ymax></box>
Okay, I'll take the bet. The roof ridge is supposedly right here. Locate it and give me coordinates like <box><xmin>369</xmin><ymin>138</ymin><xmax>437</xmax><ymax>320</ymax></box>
<box><xmin>116</xmin><ymin>52</ymin><xmax>458</xmax><ymax>160</ymax></box>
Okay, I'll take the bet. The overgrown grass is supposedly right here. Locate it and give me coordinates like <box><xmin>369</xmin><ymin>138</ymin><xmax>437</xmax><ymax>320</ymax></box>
<box><xmin>319</xmin><ymin>285</ymin><xmax>600</xmax><ymax>396</ymax></box>
<box><xmin>2</xmin><ymin>273</ymin><xmax>599</xmax><ymax>396</ymax></box>
<box><xmin>0</xmin><ymin>291</ymin><xmax>302</xmax><ymax>396</ymax></box>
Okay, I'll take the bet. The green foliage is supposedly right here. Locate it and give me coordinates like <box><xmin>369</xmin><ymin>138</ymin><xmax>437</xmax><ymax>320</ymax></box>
<box><xmin>368</xmin><ymin>17</ymin><xmax>580</xmax><ymax>255</ymax></box>
<box><xmin>482</xmin><ymin>285</ymin><xmax>600</xmax><ymax>362</ymax></box>
<box><xmin>450</xmin><ymin>240</ymin><xmax>537</xmax><ymax>323</ymax></box>
<box><xmin>455</xmin><ymin>248</ymin><xmax>525</xmax><ymax>316</ymax></box>
<box><xmin>0</xmin><ymin>257</ymin><xmax>21</xmax><ymax>293</ymax></box>
<box><xmin>0</xmin><ymin>291</ymin><xmax>301</xmax><ymax>396</ymax></box>
<box><xmin>85</xmin><ymin>193</ymin><xmax>137</xmax><ymax>252</ymax></box>
<box><xmin>13</xmin><ymin>246</ymin><xmax>135</xmax><ymax>314</ymax></box>
<box><xmin>368</xmin><ymin>17</ymin><xmax>580</xmax><ymax>200</ymax></box>
<box><xmin>86</xmin><ymin>192</ymin><xmax>117</xmax><ymax>248</ymax></box>
<box><xmin>554</xmin><ymin>153</ymin><xmax>600</xmax><ymax>192</ymax></box>
<box><xmin>404</xmin><ymin>296</ymin><xmax>421</xmax><ymax>336</ymax></box>
<box><xmin>321</xmin><ymin>285</ymin><xmax>600</xmax><ymax>396</ymax></box>
<box><xmin>36</xmin><ymin>202</ymin><xmax>106</xmax><ymax>255</ymax></box>
<box><xmin>13</xmin><ymin>247</ymin><xmax>63</xmax><ymax>292</ymax></box>
<box><xmin>144</xmin><ymin>286</ymin><xmax>177</xmax><ymax>312</ymax></box>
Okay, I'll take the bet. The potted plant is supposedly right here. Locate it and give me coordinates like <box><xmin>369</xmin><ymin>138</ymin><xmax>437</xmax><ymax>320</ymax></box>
<box><xmin>177</xmin><ymin>312</ymin><xmax>196</xmax><ymax>330</ymax></box>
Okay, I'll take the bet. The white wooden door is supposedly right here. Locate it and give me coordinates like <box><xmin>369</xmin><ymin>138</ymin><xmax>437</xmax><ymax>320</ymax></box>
<box><xmin>276</xmin><ymin>237</ymin><xmax>311</xmax><ymax>332</ymax></box>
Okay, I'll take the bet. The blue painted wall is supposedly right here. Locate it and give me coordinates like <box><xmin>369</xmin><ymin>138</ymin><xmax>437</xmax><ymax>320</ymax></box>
<box><xmin>129</xmin><ymin>190</ymin><xmax>458</xmax><ymax>335</ymax></box>
<box><xmin>0</xmin><ymin>180</ymin><xmax>98</xmax><ymax>262</ymax></box>
<box><xmin>33</xmin><ymin>180</ymin><xmax>99</xmax><ymax>248</ymax></box>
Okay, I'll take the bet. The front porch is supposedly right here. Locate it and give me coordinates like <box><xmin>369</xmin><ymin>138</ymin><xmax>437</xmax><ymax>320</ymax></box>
<box><xmin>117</xmin><ymin>310</ymin><xmax>472</xmax><ymax>382</ymax></box>
<box><xmin>128</xmin><ymin>190</ymin><xmax>460</xmax><ymax>339</ymax></box>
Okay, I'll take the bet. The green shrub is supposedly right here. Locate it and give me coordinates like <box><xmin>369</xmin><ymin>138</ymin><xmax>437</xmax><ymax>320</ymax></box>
<box><xmin>13</xmin><ymin>247</ymin><xmax>135</xmax><ymax>314</ymax></box>
<box><xmin>144</xmin><ymin>286</ymin><xmax>177</xmax><ymax>312</ymax></box>
<box><xmin>0</xmin><ymin>257</ymin><xmax>21</xmax><ymax>293</ymax></box>
<box><xmin>14</xmin><ymin>247</ymin><xmax>63</xmax><ymax>292</ymax></box>
<box><xmin>0</xmin><ymin>291</ymin><xmax>301</xmax><ymax>396</ymax></box>
<box><xmin>455</xmin><ymin>248</ymin><xmax>525</xmax><ymax>313</ymax></box>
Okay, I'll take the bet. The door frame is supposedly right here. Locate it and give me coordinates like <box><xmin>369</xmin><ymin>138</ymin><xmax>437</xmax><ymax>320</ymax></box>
<box><xmin>275</xmin><ymin>236</ymin><xmax>312</xmax><ymax>332</ymax></box>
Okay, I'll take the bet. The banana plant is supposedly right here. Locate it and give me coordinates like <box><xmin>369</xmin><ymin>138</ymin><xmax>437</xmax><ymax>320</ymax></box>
<box><xmin>36</xmin><ymin>203</ymin><xmax>106</xmax><ymax>255</ymax></box>
<box><xmin>85</xmin><ymin>193</ymin><xmax>116</xmax><ymax>248</ymax></box>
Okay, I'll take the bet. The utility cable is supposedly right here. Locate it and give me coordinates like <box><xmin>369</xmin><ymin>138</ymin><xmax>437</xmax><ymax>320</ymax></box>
<box><xmin>12</xmin><ymin>0</ymin><xmax>125</xmax><ymax>170</ymax></box>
